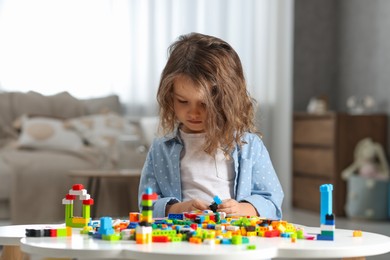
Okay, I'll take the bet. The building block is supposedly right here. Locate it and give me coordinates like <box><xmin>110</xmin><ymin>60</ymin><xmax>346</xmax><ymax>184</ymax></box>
<box><xmin>320</xmin><ymin>184</ymin><xmax>333</xmax><ymax>225</ymax></box>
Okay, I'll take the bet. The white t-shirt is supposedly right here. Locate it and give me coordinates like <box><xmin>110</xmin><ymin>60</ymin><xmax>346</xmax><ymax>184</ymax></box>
<box><xmin>180</xmin><ymin>130</ymin><xmax>235</xmax><ymax>203</ymax></box>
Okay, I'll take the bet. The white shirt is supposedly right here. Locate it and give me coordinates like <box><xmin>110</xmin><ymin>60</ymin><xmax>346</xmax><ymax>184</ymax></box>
<box><xmin>179</xmin><ymin>130</ymin><xmax>235</xmax><ymax>203</ymax></box>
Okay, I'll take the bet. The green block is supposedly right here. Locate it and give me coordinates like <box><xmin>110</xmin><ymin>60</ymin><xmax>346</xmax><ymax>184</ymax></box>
<box><xmin>171</xmin><ymin>236</ymin><xmax>182</xmax><ymax>242</ymax></box>
<box><xmin>247</xmin><ymin>244</ymin><xmax>256</xmax><ymax>250</ymax></box>
<box><xmin>231</xmin><ymin>235</ymin><xmax>242</xmax><ymax>245</ymax></box>
<box><xmin>102</xmin><ymin>234</ymin><xmax>121</xmax><ymax>241</ymax></box>
<box><xmin>57</xmin><ymin>228</ymin><xmax>67</xmax><ymax>237</ymax></box>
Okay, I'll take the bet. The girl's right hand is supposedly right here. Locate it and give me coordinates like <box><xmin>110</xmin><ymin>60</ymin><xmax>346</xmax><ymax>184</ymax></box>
<box><xmin>166</xmin><ymin>199</ymin><xmax>209</xmax><ymax>215</ymax></box>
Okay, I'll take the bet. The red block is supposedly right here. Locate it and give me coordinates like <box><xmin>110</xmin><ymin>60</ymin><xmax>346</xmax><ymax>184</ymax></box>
<box><xmin>83</xmin><ymin>199</ymin><xmax>94</xmax><ymax>205</ymax></box>
<box><xmin>152</xmin><ymin>236</ymin><xmax>169</xmax><ymax>242</ymax></box>
<box><xmin>72</xmin><ymin>184</ymin><xmax>84</xmax><ymax>190</ymax></box>
<box><xmin>50</xmin><ymin>229</ymin><xmax>57</xmax><ymax>237</ymax></box>
<box><xmin>141</xmin><ymin>193</ymin><xmax>158</xmax><ymax>200</ymax></box>
<box><xmin>265</xmin><ymin>230</ymin><xmax>280</xmax><ymax>237</ymax></box>
<box><xmin>66</xmin><ymin>194</ymin><xmax>76</xmax><ymax>200</ymax></box>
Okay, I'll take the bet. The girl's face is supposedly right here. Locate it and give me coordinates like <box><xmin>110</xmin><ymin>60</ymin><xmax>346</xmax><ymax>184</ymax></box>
<box><xmin>173</xmin><ymin>75</ymin><xmax>207</xmax><ymax>133</ymax></box>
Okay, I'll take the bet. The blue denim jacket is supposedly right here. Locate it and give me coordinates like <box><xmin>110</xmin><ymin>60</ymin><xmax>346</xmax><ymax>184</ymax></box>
<box><xmin>138</xmin><ymin>129</ymin><xmax>284</xmax><ymax>219</ymax></box>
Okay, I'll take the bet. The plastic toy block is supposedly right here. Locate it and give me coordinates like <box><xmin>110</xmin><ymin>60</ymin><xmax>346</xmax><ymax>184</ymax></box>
<box><xmin>26</xmin><ymin>229</ymin><xmax>44</xmax><ymax>237</ymax></box>
<box><xmin>317</xmin><ymin>234</ymin><xmax>334</xmax><ymax>241</ymax></box>
<box><xmin>246</xmin><ymin>226</ymin><xmax>256</xmax><ymax>232</ymax></box>
<box><xmin>291</xmin><ymin>233</ymin><xmax>297</xmax><ymax>243</ymax></box>
<box><xmin>189</xmin><ymin>237</ymin><xmax>202</xmax><ymax>244</ymax></box>
<box><xmin>62</xmin><ymin>199</ymin><xmax>73</xmax><ymax>205</ymax></box>
<box><xmin>265</xmin><ymin>230</ymin><xmax>280</xmax><ymax>237</ymax></box>
<box><xmin>353</xmin><ymin>230</ymin><xmax>363</xmax><ymax>237</ymax></box>
<box><xmin>320</xmin><ymin>224</ymin><xmax>335</xmax><ymax>231</ymax></box>
<box><xmin>296</xmin><ymin>229</ymin><xmax>305</xmax><ymax>239</ymax></box>
<box><xmin>64</xmin><ymin>184</ymin><xmax>94</xmax><ymax>228</ymax></box>
<box><xmin>83</xmin><ymin>199</ymin><xmax>94</xmax><ymax>205</ymax></box>
<box><xmin>102</xmin><ymin>233</ymin><xmax>121</xmax><ymax>241</ymax></box>
<box><xmin>203</xmin><ymin>238</ymin><xmax>215</xmax><ymax>245</ymax></box>
<box><xmin>142</xmin><ymin>200</ymin><xmax>153</xmax><ymax>207</ymax></box>
<box><xmin>57</xmin><ymin>228</ymin><xmax>67</xmax><ymax>237</ymax></box>
<box><xmin>320</xmin><ymin>184</ymin><xmax>333</xmax><ymax>225</ymax></box>
<box><xmin>141</xmin><ymin>193</ymin><xmax>158</xmax><ymax>200</ymax></box>
<box><xmin>320</xmin><ymin>230</ymin><xmax>334</xmax><ymax>236</ymax></box>
<box><xmin>99</xmin><ymin>217</ymin><xmax>115</xmax><ymax>236</ymax></box>
<box><xmin>231</xmin><ymin>235</ymin><xmax>242</xmax><ymax>244</ymax></box>
<box><xmin>72</xmin><ymin>184</ymin><xmax>84</xmax><ymax>190</ymax></box>
<box><xmin>221</xmin><ymin>238</ymin><xmax>232</xmax><ymax>244</ymax></box>
<box><xmin>153</xmin><ymin>236</ymin><xmax>170</xmax><ymax>243</ymax></box>
<box><xmin>50</xmin><ymin>229</ymin><xmax>57</xmax><ymax>237</ymax></box>
<box><xmin>247</xmin><ymin>244</ymin><xmax>256</xmax><ymax>250</ymax></box>
<box><xmin>69</xmin><ymin>189</ymin><xmax>87</xmax><ymax>196</ymax></box>
<box><xmin>213</xmin><ymin>195</ymin><xmax>222</xmax><ymax>205</ymax></box>
<box><xmin>65</xmin><ymin>194</ymin><xmax>76</xmax><ymax>200</ymax></box>
<box><xmin>121</xmin><ymin>229</ymin><xmax>133</xmax><ymax>240</ymax></box>
<box><xmin>281</xmin><ymin>233</ymin><xmax>291</xmax><ymax>238</ymax></box>
<box><xmin>129</xmin><ymin>212</ymin><xmax>140</xmax><ymax>222</ymax></box>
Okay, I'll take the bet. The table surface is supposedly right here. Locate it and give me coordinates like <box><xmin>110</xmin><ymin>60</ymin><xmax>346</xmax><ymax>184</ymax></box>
<box><xmin>0</xmin><ymin>224</ymin><xmax>384</xmax><ymax>260</ymax></box>
<box><xmin>68</xmin><ymin>168</ymin><xmax>141</xmax><ymax>178</ymax></box>
<box><xmin>0</xmin><ymin>224</ymin><xmax>64</xmax><ymax>246</ymax></box>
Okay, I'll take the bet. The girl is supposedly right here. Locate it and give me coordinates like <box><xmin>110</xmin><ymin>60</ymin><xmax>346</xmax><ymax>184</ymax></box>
<box><xmin>138</xmin><ymin>32</ymin><xmax>284</xmax><ymax>219</ymax></box>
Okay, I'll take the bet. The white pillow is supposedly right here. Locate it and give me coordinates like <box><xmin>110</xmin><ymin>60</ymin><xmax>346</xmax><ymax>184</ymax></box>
<box><xmin>67</xmin><ymin>113</ymin><xmax>137</xmax><ymax>148</ymax></box>
<box><xmin>18</xmin><ymin>116</ymin><xmax>84</xmax><ymax>152</ymax></box>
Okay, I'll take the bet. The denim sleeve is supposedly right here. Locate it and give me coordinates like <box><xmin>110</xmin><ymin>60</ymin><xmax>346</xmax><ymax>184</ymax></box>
<box><xmin>238</xmin><ymin>135</ymin><xmax>284</xmax><ymax>219</ymax></box>
<box><xmin>138</xmin><ymin>140</ymin><xmax>180</xmax><ymax>218</ymax></box>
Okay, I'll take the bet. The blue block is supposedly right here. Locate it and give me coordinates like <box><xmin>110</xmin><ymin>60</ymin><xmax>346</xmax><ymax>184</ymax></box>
<box><xmin>317</xmin><ymin>234</ymin><xmax>334</xmax><ymax>241</ymax></box>
<box><xmin>320</xmin><ymin>184</ymin><xmax>333</xmax><ymax>225</ymax></box>
<box><xmin>213</xmin><ymin>195</ymin><xmax>223</xmax><ymax>205</ymax></box>
<box><xmin>168</xmin><ymin>213</ymin><xmax>184</xmax><ymax>220</ymax></box>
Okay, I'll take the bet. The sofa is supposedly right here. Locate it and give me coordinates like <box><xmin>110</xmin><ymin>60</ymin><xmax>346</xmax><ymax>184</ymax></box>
<box><xmin>0</xmin><ymin>91</ymin><xmax>147</xmax><ymax>224</ymax></box>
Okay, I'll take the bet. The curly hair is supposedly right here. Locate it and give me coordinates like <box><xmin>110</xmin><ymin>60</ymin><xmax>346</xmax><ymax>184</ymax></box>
<box><xmin>157</xmin><ymin>32</ymin><xmax>256</xmax><ymax>156</ymax></box>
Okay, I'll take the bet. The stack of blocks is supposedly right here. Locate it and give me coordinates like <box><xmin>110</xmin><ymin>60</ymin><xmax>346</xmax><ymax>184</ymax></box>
<box><xmin>136</xmin><ymin>187</ymin><xmax>158</xmax><ymax>244</ymax></box>
<box><xmin>98</xmin><ymin>217</ymin><xmax>121</xmax><ymax>240</ymax></box>
<box><xmin>62</xmin><ymin>184</ymin><xmax>94</xmax><ymax>228</ymax></box>
<box><xmin>317</xmin><ymin>184</ymin><xmax>335</xmax><ymax>241</ymax></box>
<box><xmin>209</xmin><ymin>195</ymin><xmax>222</xmax><ymax>212</ymax></box>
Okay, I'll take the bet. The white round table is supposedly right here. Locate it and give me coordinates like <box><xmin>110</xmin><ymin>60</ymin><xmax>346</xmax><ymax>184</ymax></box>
<box><xmin>17</xmin><ymin>226</ymin><xmax>390</xmax><ymax>260</ymax></box>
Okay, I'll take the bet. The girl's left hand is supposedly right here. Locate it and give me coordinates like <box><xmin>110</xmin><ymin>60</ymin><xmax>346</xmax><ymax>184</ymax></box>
<box><xmin>217</xmin><ymin>199</ymin><xmax>258</xmax><ymax>216</ymax></box>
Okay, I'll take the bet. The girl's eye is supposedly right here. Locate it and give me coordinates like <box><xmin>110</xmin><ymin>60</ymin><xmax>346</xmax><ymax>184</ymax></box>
<box><xmin>178</xmin><ymin>99</ymin><xmax>187</xmax><ymax>104</ymax></box>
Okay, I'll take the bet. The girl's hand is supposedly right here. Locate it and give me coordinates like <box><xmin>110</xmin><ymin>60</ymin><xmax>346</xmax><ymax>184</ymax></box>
<box><xmin>166</xmin><ymin>199</ymin><xmax>209</xmax><ymax>215</ymax></box>
<box><xmin>217</xmin><ymin>199</ymin><xmax>258</xmax><ymax>216</ymax></box>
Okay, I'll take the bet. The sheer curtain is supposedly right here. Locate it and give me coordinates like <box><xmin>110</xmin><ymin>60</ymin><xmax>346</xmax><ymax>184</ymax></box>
<box><xmin>0</xmin><ymin>0</ymin><xmax>293</xmax><ymax>207</ymax></box>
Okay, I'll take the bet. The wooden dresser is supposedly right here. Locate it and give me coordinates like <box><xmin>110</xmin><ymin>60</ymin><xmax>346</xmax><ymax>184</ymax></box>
<box><xmin>292</xmin><ymin>112</ymin><xmax>387</xmax><ymax>216</ymax></box>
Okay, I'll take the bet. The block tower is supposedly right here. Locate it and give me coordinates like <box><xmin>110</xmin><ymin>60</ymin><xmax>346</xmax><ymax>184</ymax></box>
<box><xmin>317</xmin><ymin>184</ymin><xmax>335</xmax><ymax>241</ymax></box>
<box><xmin>62</xmin><ymin>184</ymin><xmax>94</xmax><ymax>228</ymax></box>
<box><xmin>135</xmin><ymin>187</ymin><xmax>157</xmax><ymax>244</ymax></box>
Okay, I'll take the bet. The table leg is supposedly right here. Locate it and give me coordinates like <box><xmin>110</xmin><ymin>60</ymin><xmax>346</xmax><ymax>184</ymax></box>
<box><xmin>87</xmin><ymin>177</ymin><xmax>101</xmax><ymax>218</ymax></box>
<box><xmin>93</xmin><ymin>177</ymin><xmax>101</xmax><ymax>217</ymax></box>
<box><xmin>0</xmin><ymin>245</ymin><xmax>29</xmax><ymax>260</ymax></box>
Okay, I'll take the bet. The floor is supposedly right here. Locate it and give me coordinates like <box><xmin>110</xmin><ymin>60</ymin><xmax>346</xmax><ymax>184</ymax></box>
<box><xmin>0</xmin><ymin>208</ymin><xmax>389</xmax><ymax>259</ymax></box>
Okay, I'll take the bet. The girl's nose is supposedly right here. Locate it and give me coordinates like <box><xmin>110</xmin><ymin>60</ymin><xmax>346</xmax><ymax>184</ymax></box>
<box><xmin>188</xmin><ymin>105</ymin><xmax>201</xmax><ymax>116</ymax></box>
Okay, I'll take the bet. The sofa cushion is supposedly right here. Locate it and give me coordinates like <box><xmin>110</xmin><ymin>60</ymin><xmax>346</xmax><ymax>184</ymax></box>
<box><xmin>48</xmin><ymin>92</ymin><xmax>85</xmax><ymax>118</ymax></box>
<box><xmin>11</xmin><ymin>91</ymin><xmax>53</xmax><ymax>119</ymax></box>
<box><xmin>81</xmin><ymin>95</ymin><xmax>122</xmax><ymax>115</ymax></box>
<box><xmin>0</xmin><ymin>92</ymin><xmax>16</xmax><ymax>144</ymax></box>
<box><xmin>67</xmin><ymin>113</ymin><xmax>136</xmax><ymax>148</ymax></box>
<box><xmin>17</xmin><ymin>116</ymin><xmax>84</xmax><ymax>152</ymax></box>
<box><xmin>0</xmin><ymin>151</ymin><xmax>13</xmax><ymax>200</ymax></box>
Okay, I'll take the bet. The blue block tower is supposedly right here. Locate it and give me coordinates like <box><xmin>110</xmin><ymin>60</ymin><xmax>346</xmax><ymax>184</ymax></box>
<box><xmin>320</xmin><ymin>184</ymin><xmax>333</xmax><ymax>225</ymax></box>
<box><xmin>317</xmin><ymin>184</ymin><xmax>335</xmax><ymax>241</ymax></box>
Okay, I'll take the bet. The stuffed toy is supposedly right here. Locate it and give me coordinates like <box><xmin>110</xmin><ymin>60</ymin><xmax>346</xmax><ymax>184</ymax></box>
<box><xmin>342</xmin><ymin>138</ymin><xmax>389</xmax><ymax>180</ymax></box>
